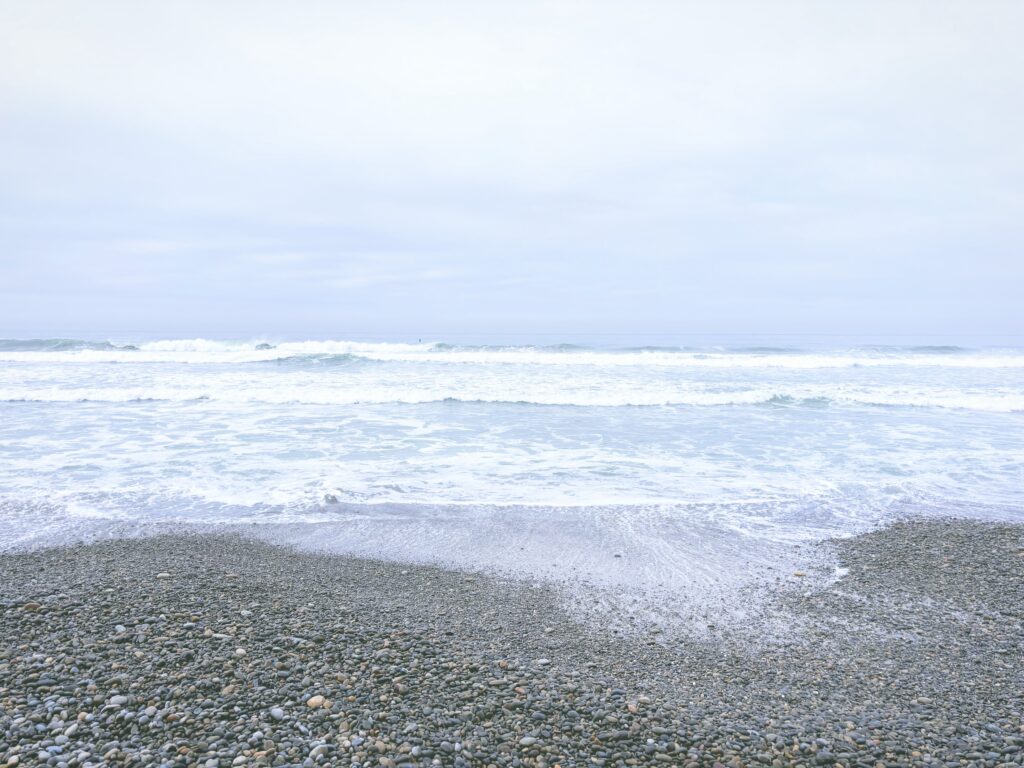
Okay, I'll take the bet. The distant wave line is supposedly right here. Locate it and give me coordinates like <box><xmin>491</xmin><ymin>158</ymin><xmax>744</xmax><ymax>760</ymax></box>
<box><xmin>1</xmin><ymin>389</ymin><xmax>1022</xmax><ymax>412</ymax></box>
<box><xmin>3</xmin><ymin>337</ymin><xmax>1024</xmax><ymax>368</ymax></box>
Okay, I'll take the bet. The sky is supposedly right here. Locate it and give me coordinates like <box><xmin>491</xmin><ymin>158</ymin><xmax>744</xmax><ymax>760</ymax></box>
<box><xmin>1</xmin><ymin>1</ymin><xmax>1022</xmax><ymax>340</ymax></box>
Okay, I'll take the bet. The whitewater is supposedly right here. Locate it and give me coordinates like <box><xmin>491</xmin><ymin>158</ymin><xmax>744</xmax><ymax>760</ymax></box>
<box><xmin>1</xmin><ymin>336</ymin><xmax>1022</xmax><ymax>613</ymax></box>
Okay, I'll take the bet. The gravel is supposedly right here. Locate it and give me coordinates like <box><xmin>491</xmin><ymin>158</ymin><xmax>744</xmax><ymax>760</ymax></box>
<box><xmin>1</xmin><ymin>518</ymin><xmax>1022</xmax><ymax>767</ymax></box>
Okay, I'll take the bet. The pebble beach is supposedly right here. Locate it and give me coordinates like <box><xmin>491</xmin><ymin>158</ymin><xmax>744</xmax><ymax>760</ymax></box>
<box><xmin>1</xmin><ymin>519</ymin><xmax>1022</xmax><ymax>768</ymax></box>
<box><xmin>4</xmin><ymin>1</ymin><xmax>1024</xmax><ymax>765</ymax></box>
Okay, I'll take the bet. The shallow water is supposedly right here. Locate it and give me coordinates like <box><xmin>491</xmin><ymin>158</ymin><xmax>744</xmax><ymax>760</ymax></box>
<box><xmin>1</xmin><ymin>336</ymin><xmax>1022</xmax><ymax>604</ymax></box>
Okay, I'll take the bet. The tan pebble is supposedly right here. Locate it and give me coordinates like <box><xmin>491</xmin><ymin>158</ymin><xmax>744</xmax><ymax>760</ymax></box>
<box><xmin>307</xmin><ymin>694</ymin><xmax>326</xmax><ymax>708</ymax></box>
<box><xmin>793</xmin><ymin>571</ymin><xmax>807</xmax><ymax>577</ymax></box>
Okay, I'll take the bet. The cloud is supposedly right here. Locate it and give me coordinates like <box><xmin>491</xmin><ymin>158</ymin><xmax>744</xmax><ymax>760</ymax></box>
<box><xmin>0</xmin><ymin>1</ymin><xmax>1022</xmax><ymax>336</ymax></box>
<box><xmin>330</xmin><ymin>268</ymin><xmax>455</xmax><ymax>290</ymax></box>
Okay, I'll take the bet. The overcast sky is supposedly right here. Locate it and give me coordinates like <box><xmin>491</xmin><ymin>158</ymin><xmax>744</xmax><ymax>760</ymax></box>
<box><xmin>1</xmin><ymin>1</ymin><xmax>1022</xmax><ymax>340</ymax></box>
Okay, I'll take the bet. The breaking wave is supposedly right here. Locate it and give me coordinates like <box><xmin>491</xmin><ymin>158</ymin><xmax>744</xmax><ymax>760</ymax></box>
<box><xmin>1</xmin><ymin>385</ymin><xmax>1021</xmax><ymax>411</ymax></box>
<box><xmin>2</xmin><ymin>337</ymin><xmax>1024</xmax><ymax>368</ymax></box>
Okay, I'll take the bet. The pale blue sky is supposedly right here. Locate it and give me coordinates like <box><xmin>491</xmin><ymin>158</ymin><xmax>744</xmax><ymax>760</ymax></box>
<box><xmin>1</xmin><ymin>1</ymin><xmax>1022</xmax><ymax>339</ymax></box>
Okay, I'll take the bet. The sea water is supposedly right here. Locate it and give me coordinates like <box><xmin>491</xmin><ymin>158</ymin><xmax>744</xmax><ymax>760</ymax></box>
<box><xmin>1</xmin><ymin>337</ymin><xmax>1022</xmax><ymax>607</ymax></box>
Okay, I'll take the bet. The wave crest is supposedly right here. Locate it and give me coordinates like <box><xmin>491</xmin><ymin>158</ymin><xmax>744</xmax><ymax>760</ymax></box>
<box><xmin>2</xmin><ymin>337</ymin><xmax>1023</xmax><ymax>368</ymax></box>
<box><xmin>1</xmin><ymin>386</ymin><xmax>1021</xmax><ymax>411</ymax></box>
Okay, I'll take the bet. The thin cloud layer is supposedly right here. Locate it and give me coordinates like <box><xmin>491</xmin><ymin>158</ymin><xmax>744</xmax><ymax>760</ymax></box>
<box><xmin>1</xmin><ymin>1</ymin><xmax>1022</xmax><ymax>337</ymax></box>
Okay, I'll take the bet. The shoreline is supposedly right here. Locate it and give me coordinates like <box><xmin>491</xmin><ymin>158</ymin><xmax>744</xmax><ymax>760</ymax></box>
<box><xmin>1</xmin><ymin>518</ymin><xmax>1022</xmax><ymax>767</ymax></box>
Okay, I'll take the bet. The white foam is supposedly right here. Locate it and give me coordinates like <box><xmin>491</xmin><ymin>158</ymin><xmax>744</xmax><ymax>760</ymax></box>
<box><xmin>1</xmin><ymin>384</ymin><xmax>1021</xmax><ymax>411</ymax></box>
<box><xmin>2</xmin><ymin>337</ymin><xmax>1024</xmax><ymax>368</ymax></box>
<box><xmin>1</xmin><ymin>335</ymin><xmax>1022</xmax><ymax>600</ymax></box>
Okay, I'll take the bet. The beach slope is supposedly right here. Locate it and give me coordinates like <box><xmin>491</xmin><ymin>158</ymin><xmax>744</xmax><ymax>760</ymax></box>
<box><xmin>1</xmin><ymin>519</ymin><xmax>1022</xmax><ymax>767</ymax></box>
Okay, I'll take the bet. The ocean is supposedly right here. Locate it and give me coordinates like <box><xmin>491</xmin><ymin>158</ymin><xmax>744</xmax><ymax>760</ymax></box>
<box><xmin>1</xmin><ymin>336</ymin><xmax>1022</xmax><ymax>607</ymax></box>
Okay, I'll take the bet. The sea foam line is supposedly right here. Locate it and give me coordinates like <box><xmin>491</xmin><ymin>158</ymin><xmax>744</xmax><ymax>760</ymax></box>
<box><xmin>2</xmin><ymin>337</ymin><xmax>1024</xmax><ymax>367</ymax></box>
<box><xmin>1</xmin><ymin>387</ymin><xmax>1022</xmax><ymax>411</ymax></box>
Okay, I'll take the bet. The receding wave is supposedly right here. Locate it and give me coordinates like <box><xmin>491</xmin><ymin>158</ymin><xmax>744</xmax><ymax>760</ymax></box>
<box><xmin>2</xmin><ymin>386</ymin><xmax>1022</xmax><ymax>411</ymax></box>
<box><xmin>1</xmin><ymin>337</ymin><xmax>1023</xmax><ymax>368</ymax></box>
